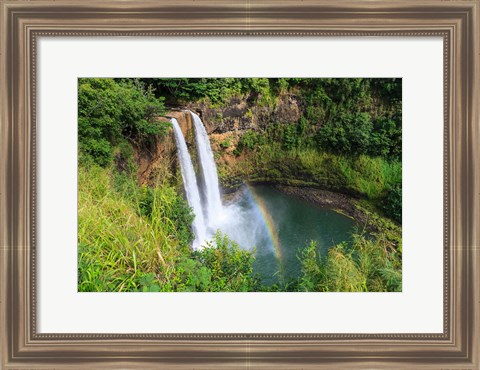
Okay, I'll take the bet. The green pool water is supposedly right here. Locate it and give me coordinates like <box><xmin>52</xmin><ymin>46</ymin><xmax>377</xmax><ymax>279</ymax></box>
<box><xmin>238</xmin><ymin>185</ymin><xmax>356</xmax><ymax>286</ymax></box>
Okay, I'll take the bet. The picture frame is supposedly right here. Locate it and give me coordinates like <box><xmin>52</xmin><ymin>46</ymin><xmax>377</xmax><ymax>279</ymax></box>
<box><xmin>1</xmin><ymin>0</ymin><xmax>478</xmax><ymax>368</ymax></box>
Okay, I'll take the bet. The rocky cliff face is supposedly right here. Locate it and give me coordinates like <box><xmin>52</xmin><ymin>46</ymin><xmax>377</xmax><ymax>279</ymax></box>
<box><xmin>136</xmin><ymin>93</ymin><xmax>303</xmax><ymax>188</ymax></box>
<box><xmin>168</xmin><ymin>110</ymin><xmax>195</xmax><ymax>140</ymax></box>
<box><xmin>136</xmin><ymin>110</ymin><xmax>194</xmax><ymax>187</ymax></box>
<box><xmin>185</xmin><ymin>93</ymin><xmax>303</xmax><ymax>134</ymax></box>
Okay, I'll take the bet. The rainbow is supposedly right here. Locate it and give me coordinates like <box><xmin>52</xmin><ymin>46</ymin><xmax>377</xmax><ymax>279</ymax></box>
<box><xmin>245</xmin><ymin>184</ymin><xmax>283</xmax><ymax>262</ymax></box>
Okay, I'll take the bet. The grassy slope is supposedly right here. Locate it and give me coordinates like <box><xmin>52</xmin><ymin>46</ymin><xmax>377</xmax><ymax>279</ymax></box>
<box><xmin>78</xmin><ymin>165</ymin><xmax>185</xmax><ymax>291</ymax></box>
<box><xmin>78</xmin><ymin>164</ymin><xmax>260</xmax><ymax>292</ymax></box>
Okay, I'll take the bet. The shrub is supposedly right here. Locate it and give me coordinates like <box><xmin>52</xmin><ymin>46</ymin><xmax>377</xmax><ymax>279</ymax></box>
<box><xmin>219</xmin><ymin>139</ymin><xmax>231</xmax><ymax>149</ymax></box>
<box><xmin>282</xmin><ymin>123</ymin><xmax>297</xmax><ymax>150</ymax></box>
<box><xmin>383</xmin><ymin>183</ymin><xmax>402</xmax><ymax>223</ymax></box>
<box><xmin>162</xmin><ymin>232</ymin><xmax>259</xmax><ymax>292</ymax></box>
<box><xmin>317</xmin><ymin>112</ymin><xmax>373</xmax><ymax>155</ymax></box>
<box><xmin>78</xmin><ymin>78</ymin><xmax>167</xmax><ymax>166</ymax></box>
<box><xmin>237</xmin><ymin>130</ymin><xmax>265</xmax><ymax>152</ymax></box>
<box><xmin>297</xmin><ymin>241</ymin><xmax>324</xmax><ymax>291</ymax></box>
<box><xmin>194</xmin><ymin>232</ymin><xmax>260</xmax><ymax>292</ymax></box>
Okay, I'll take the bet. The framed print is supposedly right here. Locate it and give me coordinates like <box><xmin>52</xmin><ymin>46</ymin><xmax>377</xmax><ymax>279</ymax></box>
<box><xmin>1</xmin><ymin>0</ymin><xmax>479</xmax><ymax>368</ymax></box>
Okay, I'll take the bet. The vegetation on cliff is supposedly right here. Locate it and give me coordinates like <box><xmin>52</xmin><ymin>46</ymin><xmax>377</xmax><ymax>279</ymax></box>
<box><xmin>78</xmin><ymin>77</ymin><xmax>402</xmax><ymax>292</ymax></box>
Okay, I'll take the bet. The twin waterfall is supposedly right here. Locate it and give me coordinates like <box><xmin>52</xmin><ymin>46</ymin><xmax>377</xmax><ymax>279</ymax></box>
<box><xmin>171</xmin><ymin>111</ymin><xmax>224</xmax><ymax>249</ymax></box>
<box><xmin>171</xmin><ymin>117</ymin><xmax>207</xmax><ymax>248</ymax></box>
<box><xmin>191</xmin><ymin>112</ymin><xmax>224</xmax><ymax>228</ymax></box>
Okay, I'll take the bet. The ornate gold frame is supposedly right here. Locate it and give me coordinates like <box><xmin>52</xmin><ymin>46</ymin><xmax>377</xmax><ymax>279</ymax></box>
<box><xmin>1</xmin><ymin>1</ymin><xmax>478</xmax><ymax>368</ymax></box>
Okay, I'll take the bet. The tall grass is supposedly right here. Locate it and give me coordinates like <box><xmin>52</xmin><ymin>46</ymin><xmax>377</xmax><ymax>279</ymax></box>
<box><xmin>78</xmin><ymin>165</ymin><xmax>190</xmax><ymax>291</ymax></box>
<box><xmin>298</xmin><ymin>232</ymin><xmax>402</xmax><ymax>292</ymax></box>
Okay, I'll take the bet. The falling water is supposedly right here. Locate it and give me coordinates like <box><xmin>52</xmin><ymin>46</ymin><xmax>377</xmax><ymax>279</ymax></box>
<box><xmin>190</xmin><ymin>111</ymin><xmax>224</xmax><ymax>228</ymax></box>
<box><xmin>171</xmin><ymin>118</ymin><xmax>207</xmax><ymax>249</ymax></box>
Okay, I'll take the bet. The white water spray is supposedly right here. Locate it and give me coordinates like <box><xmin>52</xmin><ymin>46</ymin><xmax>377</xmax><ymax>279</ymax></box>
<box><xmin>171</xmin><ymin>118</ymin><xmax>206</xmax><ymax>249</ymax></box>
<box><xmin>190</xmin><ymin>111</ymin><xmax>224</xmax><ymax>228</ymax></box>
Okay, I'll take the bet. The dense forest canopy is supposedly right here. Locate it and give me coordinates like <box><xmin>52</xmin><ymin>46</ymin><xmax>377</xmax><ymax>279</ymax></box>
<box><xmin>78</xmin><ymin>77</ymin><xmax>402</xmax><ymax>292</ymax></box>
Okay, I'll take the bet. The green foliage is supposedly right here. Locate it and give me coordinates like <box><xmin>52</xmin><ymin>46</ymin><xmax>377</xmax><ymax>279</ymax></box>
<box><xmin>282</xmin><ymin>123</ymin><xmax>298</xmax><ymax>150</ymax></box>
<box><xmin>383</xmin><ymin>183</ymin><xmax>402</xmax><ymax>223</ymax></box>
<box><xmin>138</xmin><ymin>273</ymin><xmax>161</xmax><ymax>292</ymax></box>
<box><xmin>237</xmin><ymin>130</ymin><xmax>266</xmax><ymax>152</ymax></box>
<box><xmin>369</xmin><ymin>117</ymin><xmax>402</xmax><ymax>158</ymax></box>
<box><xmin>260</xmin><ymin>78</ymin><xmax>402</xmax><ymax>160</ymax></box>
<box><xmin>170</xmin><ymin>258</ymin><xmax>213</xmax><ymax>292</ymax></box>
<box><xmin>77</xmin><ymin>164</ymin><xmax>194</xmax><ymax>292</ymax></box>
<box><xmin>297</xmin><ymin>232</ymin><xmax>402</xmax><ymax>292</ymax></box>
<box><xmin>148</xmin><ymin>77</ymin><xmax>360</xmax><ymax>109</ymax></box>
<box><xmin>275</xmin><ymin>78</ymin><xmax>290</xmax><ymax>93</ymax></box>
<box><xmin>137</xmin><ymin>186</ymin><xmax>155</xmax><ymax>217</ymax></box>
<box><xmin>113</xmin><ymin>168</ymin><xmax>195</xmax><ymax>248</ymax></box>
<box><xmin>220</xmin><ymin>80</ymin><xmax>402</xmax><ymax>219</ymax></box>
<box><xmin>317</xmin><ymin>112</ymin><xmax>373</xmax><ymax>155</ymax></box>
<box><xmin>146</xmin><ymin>78</ymin><xmax>244</xmax><ymax>105</ymax></box>
<box><xmin>144</xmin><ymin>77</ymin><xmax>401</xmax><ymax>161</ymax></box>
<box><xmin>165</xmin><ymin>232</ymin><xmax>260</xmax><ymax>292</ymax></box>
<box><xmin>78</xmin><ymin>162</ymin><xmax>401</xmax><ymax>292</ymax></box>
<box><xmin>244</xmin><ymin>78</ymin><xmax>276</xmax><ymax>106</ymax></box>
<box><xmin>297</xmin><ymin>241</ymin><xmax>324</xmax><ymax>291</ymax></box>
<box><xmin>316</xmin><ymin>111</ymin><xmax>401</xmax><ymax>158</ymax></box>
<box><xmin>219</xmin><ymin>138</ymin><xmax>231</xmax><ymax>149</ymax></box>
<box><xmin>311</xmin><ymin>79</ymin><xmax>401</xmax><ymax>160</ymax></box>
<box><xmin>195</xmin><ymin>232</ymin><xmax>260</xmax><ymax>291</ymax></box>
<box><xmin>78</xmin><ymin>78</ymin><xmax>167</xmax><ymax>167</ymax></box>
<box><xmin>371</xmin><ymin>78</ymin><xmax>402</xmax><ymax>105</ymax></box>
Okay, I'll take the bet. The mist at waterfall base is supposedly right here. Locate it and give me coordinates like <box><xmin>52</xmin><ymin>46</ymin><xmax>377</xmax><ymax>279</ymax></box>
<box><xmin>172</xmin><ymin>112</ymin><xmax>355</xmax><ymax>286</ymax></box>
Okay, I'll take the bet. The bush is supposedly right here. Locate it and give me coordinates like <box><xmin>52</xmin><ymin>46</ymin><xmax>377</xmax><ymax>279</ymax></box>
<box><xmin>194</xmin><ymin>232</ymin><xmax>260</xmax><ymax>292</ymax></box>
<box><xmin>219</xmin><ymin>139</ymin><xmax>231</xmax><ymax>149</ymax></box>
<box><xmin>78</xmin><ymin>78</ymin><xmax>167</xmax><ymax>166</ymax></box>
<box><xmin>383</xmin><ymin>183</ymin><xmax>402</xmax><ymax>223</ymax></box>
<box><xmin>282</xmin><ymin>123</ymin><xmax>297</xmax><ymax>150</ymax></box>
<box><xmin>161</xmin><ymin>232</ymin><xmax>259</xmax><ymax>292</ymax></box>
<box><xmin>237</xmin><ymin>130</ymin><xmax>265</xmax><ymax>152</ymax></box>
<box><xmin>317</xmin><ymin>112</ymin><xmax>373</xmax><ymax>155</ymax></box>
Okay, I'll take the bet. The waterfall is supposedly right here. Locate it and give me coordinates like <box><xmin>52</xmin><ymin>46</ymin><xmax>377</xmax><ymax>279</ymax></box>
<box><xmin>171</xmin><ymin>118</ymin><xmax>206</xmax><ymax>249</ymax></box>
<box><xmin>190</xmin><ymin>111</ymin><xmax>223</xmax><ymax>228</ymax></box>
<box><xmin>171</xmin><ymin>113</ymin><xmax>268</xmax><ymax>253</ymax></box>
